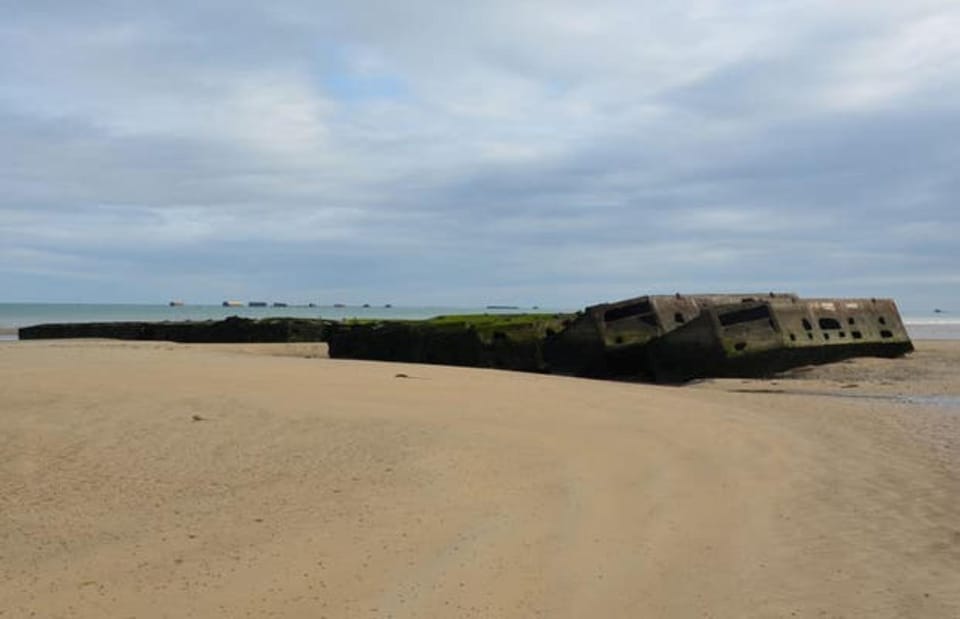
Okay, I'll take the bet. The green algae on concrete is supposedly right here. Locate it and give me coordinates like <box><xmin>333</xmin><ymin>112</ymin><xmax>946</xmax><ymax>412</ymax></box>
<box><xmin>327</xmin><ymin>313</ymin><xmax>574</xmax><ymax>371</ymax></box>
<box><xmin>19</xmin><ymin>316</ymin><xmax>331</xmax><ymax>343</ymax></box>
<box><xmin>17</xmin><ymin>295</ymin><xmax>915</xmax><ymax>382</ymax></box>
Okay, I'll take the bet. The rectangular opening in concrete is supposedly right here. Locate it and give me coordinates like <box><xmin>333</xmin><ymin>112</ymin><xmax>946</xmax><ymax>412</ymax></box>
<box><xmin>818</xmin><ymin>317</ymin><xmax>842</xmax><ymax>330</ymax></box>
<box><xmin>603</xmin><ymin>301</ymin><xmax>658</xmax><ymax>327</ymax></box>
<box><xmin>718</xmin><ymin>304</ymin><xmax>771</xmax><ymax>326</ymax></box>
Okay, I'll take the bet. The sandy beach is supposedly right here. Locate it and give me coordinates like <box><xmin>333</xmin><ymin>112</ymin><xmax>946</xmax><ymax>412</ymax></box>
<box><xmin>2</xmin><ymin>340</ymin><xmax>958</xmax><ymax>618</ymax></box>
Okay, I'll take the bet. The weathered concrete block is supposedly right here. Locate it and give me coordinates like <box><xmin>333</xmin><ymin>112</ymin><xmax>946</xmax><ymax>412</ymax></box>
<box><xmin>18</xmin><ymin>317</ymin><xmax>329</xmax><ymax>343</ymax></box>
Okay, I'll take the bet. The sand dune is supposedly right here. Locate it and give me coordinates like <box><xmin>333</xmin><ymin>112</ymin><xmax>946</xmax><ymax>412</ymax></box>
<box><xmin>2</xmin><ymin>340</ymin><xmax>958</xmax><ymax>617</ymax></box>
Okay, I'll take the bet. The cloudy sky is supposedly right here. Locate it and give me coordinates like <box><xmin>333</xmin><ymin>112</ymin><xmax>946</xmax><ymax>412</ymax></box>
<box><xmin>2</xmin><ymin>1</ymin><xmax>958</xmax><ymax>312</ymax></box>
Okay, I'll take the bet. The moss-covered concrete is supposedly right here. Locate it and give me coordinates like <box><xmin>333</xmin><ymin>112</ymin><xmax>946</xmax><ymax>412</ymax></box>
<box><xmin>17</xmin><ymin>296</ymin><xmax>915</xmax><ymax>382</ymax></box>
<box><xmin>19</xmin><ymin>316</ymin><xmax>330</xmax><ymax>343</ymax></box>
<box><xmin>328</xmin><ymin>313</ymin><xmax>573</xmax><ymax>372</ymax></box>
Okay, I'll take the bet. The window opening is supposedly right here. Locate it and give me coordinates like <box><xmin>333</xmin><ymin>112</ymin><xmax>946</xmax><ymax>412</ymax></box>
<box><xmin>604</xmin><ymin>301</ymin><xmax>652</xmax><ymax>322</ymax></box>
<box><xmin>719</xmin><ymin>305</ymin><xmax>771</xmax><ymax>326</ymax></box>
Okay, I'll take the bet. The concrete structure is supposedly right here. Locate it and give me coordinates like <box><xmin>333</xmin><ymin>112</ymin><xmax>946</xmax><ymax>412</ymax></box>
<box><xmin>645</xmin><ymin>296</ymin><xmax>913</xmax><ymax>381</ymax></box>
<box><xmin>19</xmin><ymin>317</ymin><xmax>329</xmax><ymax>344</ymax></box>
<box><xmin>543</xmin><ymin>293</ymin><xmax>798</xmax><ymax>377</ymax></box>
<box><xmin>18</xmin><ymin>293</ymin><xmax>914</xmax><ymax>382</ymax></box>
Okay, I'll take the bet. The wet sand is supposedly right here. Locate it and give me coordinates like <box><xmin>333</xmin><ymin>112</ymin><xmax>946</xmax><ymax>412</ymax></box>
<box><xmin>1</xmin><ymin>339</ymin><xmax>958</xmax><ymax>617</ymax></box>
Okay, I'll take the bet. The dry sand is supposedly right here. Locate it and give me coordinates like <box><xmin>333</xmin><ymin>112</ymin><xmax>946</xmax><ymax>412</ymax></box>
<box><xmin>1</xmin><ymin>339</ymin><xmax>958</xmax><ymax>618</ymax></box>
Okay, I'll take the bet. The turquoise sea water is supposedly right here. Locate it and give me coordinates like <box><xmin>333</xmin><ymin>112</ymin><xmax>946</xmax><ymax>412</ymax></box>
<box><xmin>0</xmin><ymin>303</ymin><xmax>957</xmax><ymax>340</ymax></box>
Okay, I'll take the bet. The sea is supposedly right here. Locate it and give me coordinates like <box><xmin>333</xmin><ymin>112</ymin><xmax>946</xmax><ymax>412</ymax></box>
<box><xmin>0</xmin><ymin>303</ymin><xmax>958</xmax><ymax>341</ymax></box>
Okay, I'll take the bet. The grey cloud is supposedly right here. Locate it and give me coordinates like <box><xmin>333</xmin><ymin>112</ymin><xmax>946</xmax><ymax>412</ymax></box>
<box><xmin>1</xmin><ymin>1</ymin><xmax>958</xmax><ymax>312</ymax></box>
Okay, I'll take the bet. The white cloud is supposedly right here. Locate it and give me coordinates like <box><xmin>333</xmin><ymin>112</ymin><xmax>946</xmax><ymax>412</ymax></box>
<box><xmin>824</xmin><ymin>9</ymin><xmax>960</xmax><ymax>109</ymax></box>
